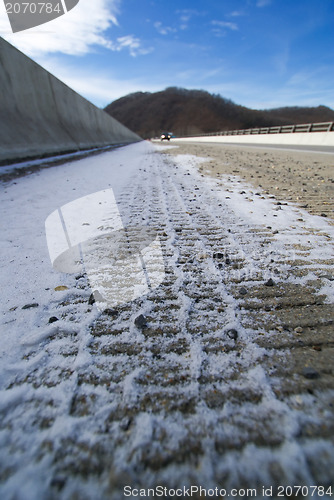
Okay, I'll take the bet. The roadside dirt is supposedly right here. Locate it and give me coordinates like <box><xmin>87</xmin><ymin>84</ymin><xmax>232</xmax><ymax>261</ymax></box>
<box><xmin>163</xmin><ymin>142</ymin><xmax>334</xmax><ymax>220</ymax></box>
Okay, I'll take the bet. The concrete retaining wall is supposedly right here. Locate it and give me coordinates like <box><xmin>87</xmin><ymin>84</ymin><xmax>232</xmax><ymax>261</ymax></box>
<box><xmin>172</xmin><ymin>131</ymin><xmax>334</xmax><ymax>147</ymax></box>
<box><xmin>0</xmin><ymin>37</ymin><xmax>141</xmax><ymax>164</ymax></box>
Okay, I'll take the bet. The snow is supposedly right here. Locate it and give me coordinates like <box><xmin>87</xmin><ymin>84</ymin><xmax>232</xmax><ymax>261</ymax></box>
<box><xmin>172</xmin><ymin>152</ymin><xmax>334</xmax><ymax>299</ymax></box>
<box><xmin>0</xmin><ymin>141</ymin><xmax>333</xmax><ymax>498</ymax></box>
<box><xmin>1</xmin><ymin>143</ymin><xmax>150</xmax><ymax>367</ymax></box>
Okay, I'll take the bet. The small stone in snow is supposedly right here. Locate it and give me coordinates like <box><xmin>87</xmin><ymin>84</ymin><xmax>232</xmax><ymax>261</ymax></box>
<box><xmin>264</xmin><ymin>278</ymin><xmax>275</xmax><ymax>287</ymax></box>
<box><xmin>22</xmin><ymin>303</ymin><xmax>39</xmax><ymax>310</ymax></box>
<box><xmin>226</xmin><ymin>329</ymin><xmax>238</xmax><ymax>341</ymax></box>
<box><xmin>319</xmin><ymin>274</ymin><xmax>334</xmax><ymax>281</ymax></box>
<box><xmin>120</xmin><ymin>417</ymin><xmax>132</xmax><ymax>431</ymax></box>
<box><xmin>50</xmin><ymin>477</ymin><xmax>67</xmax><ymax>491</ymax></box>
<box><xmin>89</xmin><ymin>291</ymin><xmax>105</xmax><ymax>305</ymax></box>
<box><xmin>49</xmin><ymin>316</ymin><xmax>59</xmax><ymax>324</ymax></box>
<box><xmin>302</xmin><ymin>367</ymin><xmax>320</xmax><ymax>379</ymax></box>
<box><xmin>239</xmin><ymin>287</ymin><xmax>247</xmax><ymax>296</ymax></box>
<box><xmin>135</xmin><ymin>314</ymin><xmax>147</xmax><ymax>328</ymax></box>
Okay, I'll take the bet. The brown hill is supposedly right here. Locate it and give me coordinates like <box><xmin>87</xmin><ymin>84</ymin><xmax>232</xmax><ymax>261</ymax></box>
<box><xmin>104</xmin><ymin>87</ymin><xmax>334</xmax><ymax>139</ymax></box>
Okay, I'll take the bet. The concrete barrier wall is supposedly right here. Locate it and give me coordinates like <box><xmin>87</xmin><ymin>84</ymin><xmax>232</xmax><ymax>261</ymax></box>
<box><xmin>0</xmin><ymin>37</ymin><xmax>141</xmax><ymax>163</ymax></box>
<box><xmin>172</xmin><ymin>131</ymin><xmax>334</xmax><ymax>147</ymax></box>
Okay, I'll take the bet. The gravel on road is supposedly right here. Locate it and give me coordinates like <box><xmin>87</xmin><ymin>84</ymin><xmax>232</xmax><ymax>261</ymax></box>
<box><xmin>163</xmin><ymin>142</ymin><xmax>334</xmax><ymax>220</ymax></box>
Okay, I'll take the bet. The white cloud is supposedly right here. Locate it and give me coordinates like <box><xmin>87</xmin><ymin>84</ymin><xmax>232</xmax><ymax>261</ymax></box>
<box><xmin>154</xmin><ymin>21</ymin><xmax>176</xmax><ymax>36</ymax></box>
<box><xmin>0</xmin><ymin>0</ymin><xmax>120</xmax><ymax>56</ymax></box>
<box><xmin>110</xmin><ymin>35</ymin><xmax>153</xmax><ymax>57</ymax></box>
<box><xmin>211</xmin><ymin>21</ymin><xmax>238</xmax><ymax>31</ymax></box>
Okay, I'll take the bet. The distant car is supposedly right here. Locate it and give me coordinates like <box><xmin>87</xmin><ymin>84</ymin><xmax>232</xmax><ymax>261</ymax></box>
<box><xmin>161</xmin><ymin>132</ymin><xmax>172</xmax><ymax>141</ymax></box>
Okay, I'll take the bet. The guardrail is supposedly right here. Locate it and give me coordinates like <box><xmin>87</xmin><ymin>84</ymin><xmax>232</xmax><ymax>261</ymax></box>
<box><xmin>187</xmin><ymin>121</ymin><xmax>334</xmax><ymax>138</ymax></box>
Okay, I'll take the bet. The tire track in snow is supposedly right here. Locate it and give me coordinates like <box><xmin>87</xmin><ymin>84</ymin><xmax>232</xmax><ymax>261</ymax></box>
<box><xmin>0</xmin><ymin>146</ymin><xmax>333</xmax><ymax>499</ymax></box>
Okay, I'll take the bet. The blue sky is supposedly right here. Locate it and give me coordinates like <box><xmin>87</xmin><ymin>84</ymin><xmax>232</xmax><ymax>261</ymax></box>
<box><xmin>1</xmin><ymin>0</ymin><xmax>333</xmax><ymax>110</ymax></box>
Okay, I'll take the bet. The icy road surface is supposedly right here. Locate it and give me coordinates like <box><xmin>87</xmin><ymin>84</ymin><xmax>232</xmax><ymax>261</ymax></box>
<box><xmin>0</xmin><ymin>141</ymin><xmax>333</xmax><ymax>499</ymax></box>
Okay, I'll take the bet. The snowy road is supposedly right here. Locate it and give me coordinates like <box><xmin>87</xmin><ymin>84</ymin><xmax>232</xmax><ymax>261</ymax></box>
<box><xmin>1</xmin><ymin>141</ymin><xmax>334</xmax><ymax>499</ymax></box>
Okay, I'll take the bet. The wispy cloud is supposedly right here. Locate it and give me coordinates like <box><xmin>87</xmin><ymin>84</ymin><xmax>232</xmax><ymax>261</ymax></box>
<box><xmin>286</xmin><ymin>65</ymin><xmax>332</xmax><ymax>91</ymax></box>
<box><xmin>272</xmin><ymin>42</ymin><xmax>290</xmax><ymax>75</ymax></box>
<box><xmin>229</xmin><ymin>10</ymin><xmax>245</xmax><ymax>17</ymax></box>
<box><xmin>204</xmin><ymin>72</ymin><xmax>334</xmax><ymax>110</ymax></box>
<box><xmin>0</xmin><ymin>0</ymin><xmax>120</xmax><ymax>56</ymax></box>
<box><xmin>110</xmin><ymin>35</ymin><xmax>153</xmax><ymax>57</ymax></box>
<box><xmin>176</xmin><ymin>9</ymin><xmax>203</xmax><ymax>17</ymax></box>
<box><xmin>211</xmin><ymin>20</ymin><xmax>238</xmax><ymax>31</ymax></box>
<box><xmin>31</xmin><ymin>56</ymin><xmax>161</xmax><ymax>106</ymax></box>
<box><xmin>154</xmin><ymin>21</ymin><xmax>176</xmax><ymax>36</ymax></box>
<box><xmin>176</xmin><ymin>9</ymin><xmax>204</xmax><ymax>30</ymax></box>
<box><xmin>256</xmin><ymin>0</ymin><xmax>272</xmax><ymax>7</ymax></box>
